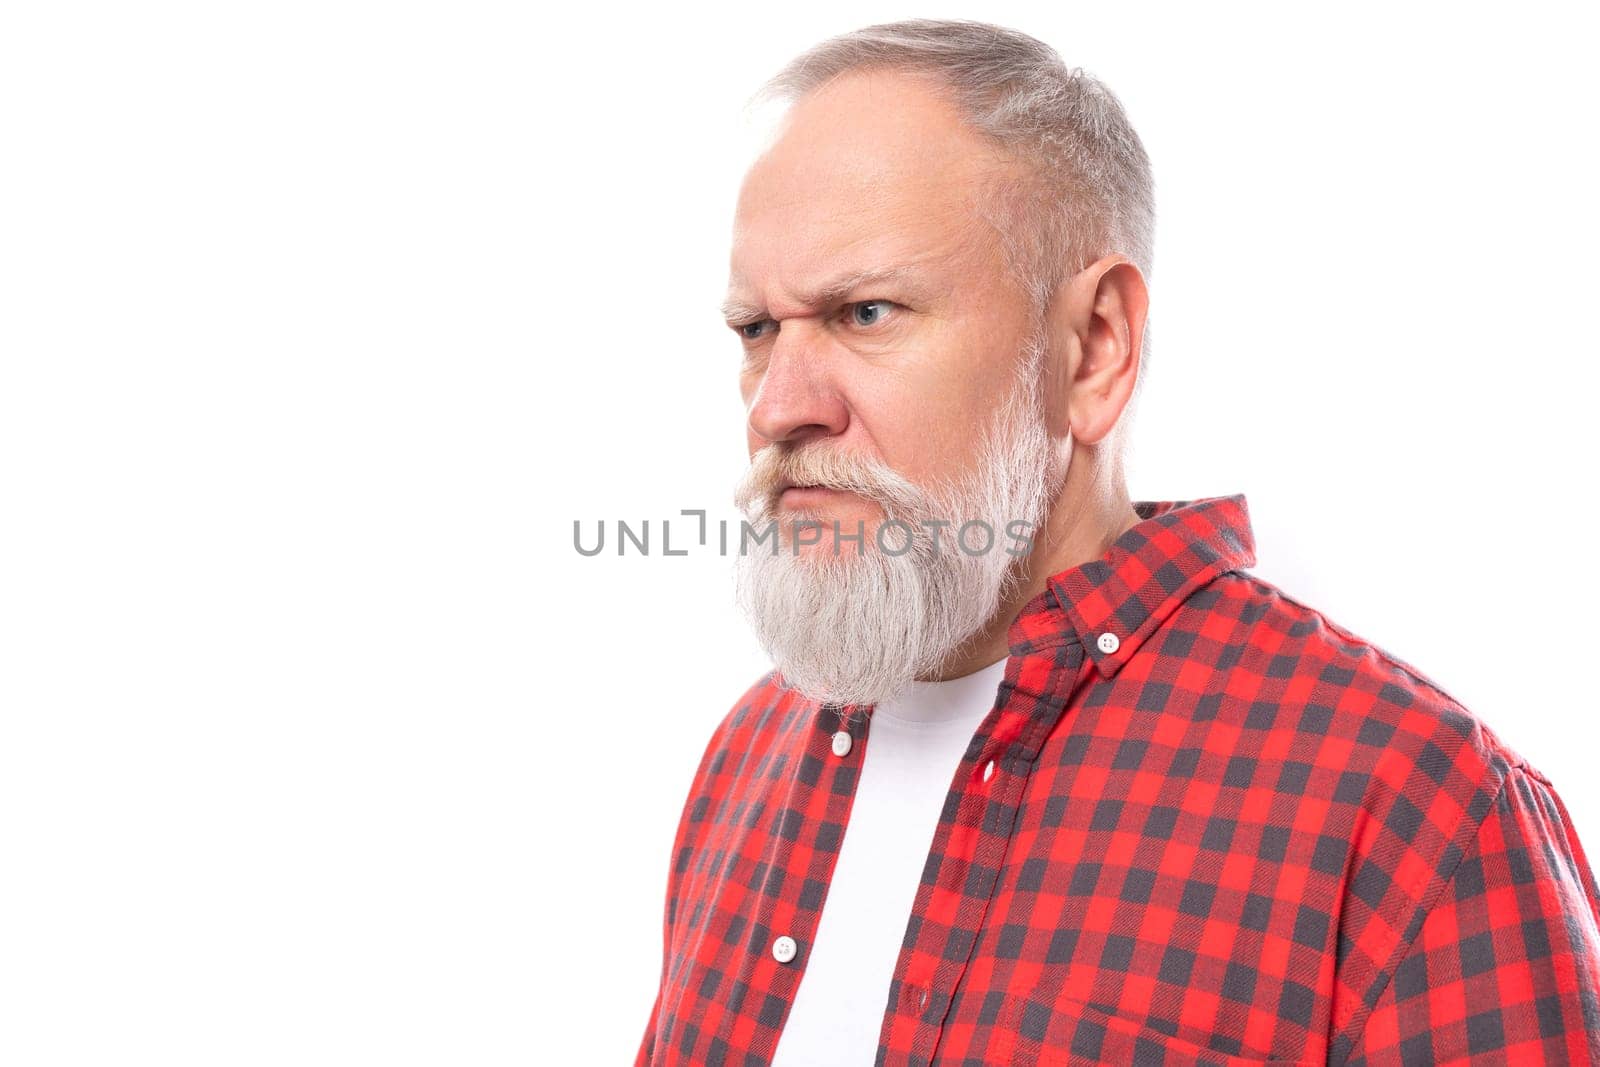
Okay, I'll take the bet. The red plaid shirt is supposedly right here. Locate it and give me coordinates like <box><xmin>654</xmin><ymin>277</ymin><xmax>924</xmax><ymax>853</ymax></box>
<box><xmin>635</xmin><ymin>494</ymin><xmax>1600</xmax><ymax>1065</ymax></box>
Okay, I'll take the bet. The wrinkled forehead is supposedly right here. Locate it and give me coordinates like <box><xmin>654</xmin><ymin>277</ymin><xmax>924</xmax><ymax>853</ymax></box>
<box><xmin>729</xmin><ymin>72</ymin><xmax>1010</xmax><ymax>304</ymax></box>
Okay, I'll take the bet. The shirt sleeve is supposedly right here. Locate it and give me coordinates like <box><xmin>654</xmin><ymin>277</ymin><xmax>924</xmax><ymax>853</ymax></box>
<box><xmin>1347</xmin><ymin>764</ymin><xmax>1600</xmax><ymax>1064</ymax></box>
<box><xmin>635</xmin><ymin>778</ymin><xmax>684</xmax><ymax>1067</ymax></box>
<box><xmin>634</xmin><ymin>985</ymin><xmax>661</xmax><ymax>1067</ymax></box>
<box><xmin>634</xmin><ymin>707</ymin><xmax>739</xmax><ymax>1067</ymax></box>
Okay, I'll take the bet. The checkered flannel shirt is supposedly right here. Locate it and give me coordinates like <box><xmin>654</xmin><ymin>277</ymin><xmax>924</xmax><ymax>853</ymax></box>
<box><xmin>635</xmin><ymin>493</ymin><xmax>1600</xmax><ymax>1065</ymax></box>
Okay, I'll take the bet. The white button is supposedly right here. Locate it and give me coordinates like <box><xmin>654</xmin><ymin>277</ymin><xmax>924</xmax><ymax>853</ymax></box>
<box><xmin>919</xmin><ymin>987</ymin><xmax>929</xmax><ymax>1009</ymax></box>
<box><xmin>1097</xmin><ymin>631</ymin><xmax>1120</xmax><ymax>654</ymax></box>
<box><xmin>831</xmin><ymin>730</ymin><xmax>852</xmax><ymax>757</ymax></box>
<box><xmin>772</xmin><ymin>935</ymin><xmax>797</xmax><ymax>963</ymax></box>
<box><xmin>982</xmin><ymin>759</ymin><xmax>996</xmax><ymax>782</ymax></box>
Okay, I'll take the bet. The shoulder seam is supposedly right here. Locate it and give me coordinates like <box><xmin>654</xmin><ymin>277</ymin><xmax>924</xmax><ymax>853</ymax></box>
<box><xmin>1234</xmin><ymin>573</ymin><xmax>1475</xmax><ymax>714</ymax></box>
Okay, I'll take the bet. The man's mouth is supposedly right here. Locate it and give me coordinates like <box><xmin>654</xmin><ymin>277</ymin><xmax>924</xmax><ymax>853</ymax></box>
<box><xmin>778</xmin><ymin>484</ymin><xmax>852</xmax><ymax>507</ymax></box>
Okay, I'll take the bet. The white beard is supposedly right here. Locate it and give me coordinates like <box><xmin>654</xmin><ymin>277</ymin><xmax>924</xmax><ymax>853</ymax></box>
<box><xmin>731</xmin><ymin>338</ymin><xmax>1067</xmax><ymax>707</ymax></box>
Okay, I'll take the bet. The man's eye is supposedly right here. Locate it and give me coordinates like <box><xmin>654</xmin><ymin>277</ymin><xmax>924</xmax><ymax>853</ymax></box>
<box><xmin>847</xmin><ymin>300</ymin><xmax>897</xmax><ymax>327</ymax></box>
<box><xmin>738</xmin><ymin>320</ymin><xmax>773</xmax><ymax>341</ymax></box>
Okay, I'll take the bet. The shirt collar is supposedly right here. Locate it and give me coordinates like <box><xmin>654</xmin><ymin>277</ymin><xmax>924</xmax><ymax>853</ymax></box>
<box><xmin>1006</xmin><ymin>493</ymin><xmax>1256</xmax><ymax>677</ymax></box>
<box><xmin>815</xmin><ymin>493</ymin><xmax>1256</xmax><ymax>729</ymax></box>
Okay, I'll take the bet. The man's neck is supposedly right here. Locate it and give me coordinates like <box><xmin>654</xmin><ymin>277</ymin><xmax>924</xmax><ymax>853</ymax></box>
<box><xmin>925</xmin><ymin>473</ymin><xmax>1141</xmax><ymax>682</ymax></box>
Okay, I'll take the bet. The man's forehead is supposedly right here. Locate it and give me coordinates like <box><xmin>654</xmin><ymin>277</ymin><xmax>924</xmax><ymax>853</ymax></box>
<box><xmin>724</xmin><ymin>72</ymin><xmax>1015</xmax><ymax>315</ymax></box>
<box><xmin>729</xmin><ymin>194</ymin><xmax>946</xmax><ymax>276</ymax></box>
<box><xmin>732</xmin><ymin>104</ymin><xmax>996</xmax><ymax>228</ymax></box>
<box><xmin>728</xmin><ymin>155</ymin><xmax>998</xmax><ymax>314</ymax></box>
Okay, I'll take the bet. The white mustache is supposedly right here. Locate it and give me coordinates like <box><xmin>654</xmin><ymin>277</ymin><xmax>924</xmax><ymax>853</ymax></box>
<box><xmin>734</xmin><ymin>444</ymin><xmax>932</xmax><ymax>520</ymax></box>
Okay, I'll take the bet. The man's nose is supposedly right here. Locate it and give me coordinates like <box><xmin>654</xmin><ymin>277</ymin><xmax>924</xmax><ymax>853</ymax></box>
<box><xmin>745</xmin><ymin>330</ymin><xmax>849</xmax><ymax>445</ymax></box>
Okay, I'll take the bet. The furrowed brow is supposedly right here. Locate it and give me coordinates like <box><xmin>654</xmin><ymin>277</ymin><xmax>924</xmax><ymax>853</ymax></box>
<box><xmin>721</xmin><ymin>265</ymin><xmax>927</xmax><ymax>326</ymax></box>
<box><xmin>720</xmin><ymin>296</ymin><xmax>765</xmax><ymax>326</ymax></box>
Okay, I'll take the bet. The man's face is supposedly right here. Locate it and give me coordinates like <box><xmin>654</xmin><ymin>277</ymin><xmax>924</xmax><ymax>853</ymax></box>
<box><xmin>724</xmin><ymin>70</ymin><xmax>1066</xmax><ymax>706</ymax></box>
<box><xmin>726</xmin><ymin>69</ymin><xmax>1038</xmax><ymax>546</ymax></box>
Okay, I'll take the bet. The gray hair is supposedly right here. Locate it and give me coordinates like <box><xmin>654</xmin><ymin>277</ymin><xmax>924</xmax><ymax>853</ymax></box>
<box><xmin>749</xmin><ymin>18</ymin><xmax>1155</xmax><ymax>466</ymax></box>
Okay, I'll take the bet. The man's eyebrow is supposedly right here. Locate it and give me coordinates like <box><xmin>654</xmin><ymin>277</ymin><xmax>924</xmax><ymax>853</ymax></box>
<box><xmin>720</xmin><ymin>266</ymin><xmax>928</xmax><ymax>325</ymax></box>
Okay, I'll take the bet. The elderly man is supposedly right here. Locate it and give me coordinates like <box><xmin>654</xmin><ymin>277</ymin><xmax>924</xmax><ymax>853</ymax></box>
<box><xmin>636</xmin><ymin>19</ymin><xmax>1600</xmax><ymax>1066</ymax></box>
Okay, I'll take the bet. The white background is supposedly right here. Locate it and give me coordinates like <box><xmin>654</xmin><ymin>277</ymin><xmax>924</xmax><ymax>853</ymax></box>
<box><xmin>2</xmin><ymin>2</ymin><xmax>1596</xmax><ymax>1064</ymax></box>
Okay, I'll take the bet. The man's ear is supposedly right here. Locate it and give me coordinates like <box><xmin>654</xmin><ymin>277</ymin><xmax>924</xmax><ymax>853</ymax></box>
<box><xmin>1042</xmin><ymin>254</ymin><xmax>1148</xmax><ymax>446</ymax></box>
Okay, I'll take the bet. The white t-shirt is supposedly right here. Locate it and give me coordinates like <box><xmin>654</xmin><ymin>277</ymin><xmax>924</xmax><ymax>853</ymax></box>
<box><xmin>769</xmin><ymin>656</ymin><xmax>1010</xmax><ymax>1066</ymax></box>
